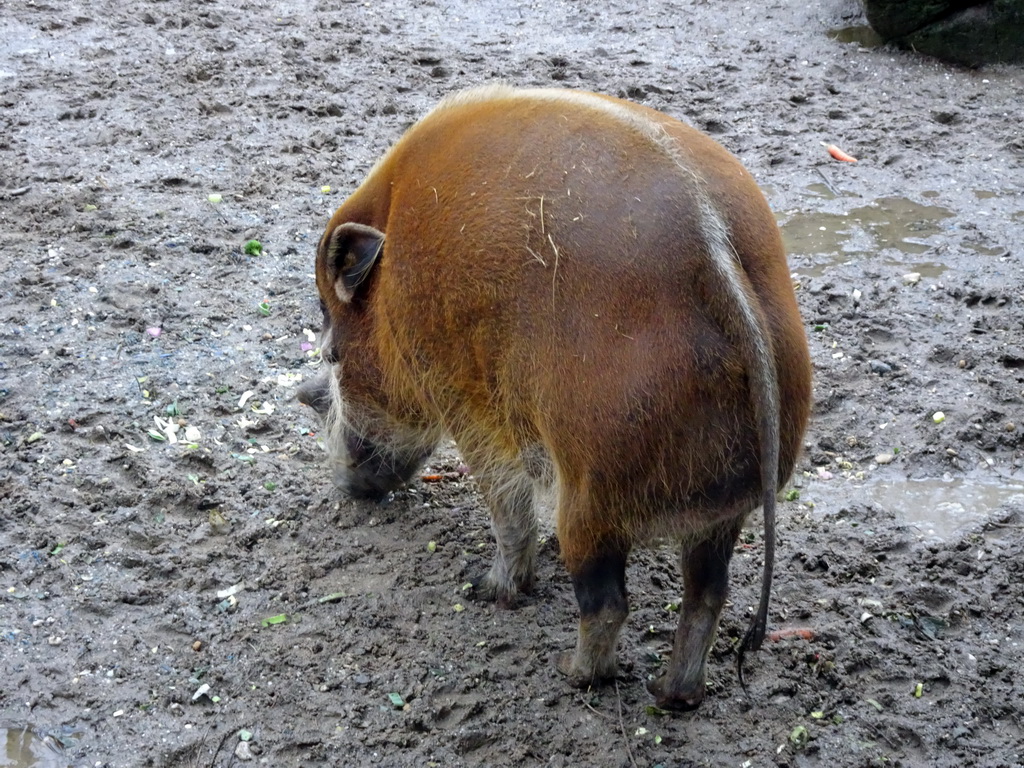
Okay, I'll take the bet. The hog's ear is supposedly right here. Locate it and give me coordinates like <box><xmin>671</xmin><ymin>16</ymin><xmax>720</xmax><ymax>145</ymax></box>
<box><xmin>326</xmin><ymin>223</ymin><xmax>385</xmax><ymax>304</ymax></box>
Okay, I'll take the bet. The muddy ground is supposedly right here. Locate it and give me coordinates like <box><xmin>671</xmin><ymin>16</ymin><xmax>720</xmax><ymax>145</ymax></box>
<box><xmin>1</xmin><ymin>0</ymin><xmax>1023</xmax><ymax>766</ymax></box>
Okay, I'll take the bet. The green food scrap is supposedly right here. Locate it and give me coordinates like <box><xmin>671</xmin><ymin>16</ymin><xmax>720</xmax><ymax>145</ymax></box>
<box><xmin>260</xmin><ymin>613</ymin><xmax>288</xmax><ymax>628</ymax></box>
<box><xmin>789</xmin><ymin>725</ymin><xmax>809</xmax><ymax>747</ymax></box>
<box><xmin>209</xmin><ymin>508</ymin><xmax>229</xmax><ymax>530</ymax></box>
<box><xmin>244</xmin><ymin>239</ymin><xmax>263</xmax><ymax>256</ymax></box>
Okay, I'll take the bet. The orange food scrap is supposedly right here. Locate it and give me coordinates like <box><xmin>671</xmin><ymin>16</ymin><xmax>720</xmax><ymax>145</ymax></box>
<box><xmin>767</xmin><ymin>627</ymin><xmax>815</xmax><ymax>643</ymax></box>
<box><xmin>825</xmin><ymin>143</ymin><xmax>857</xmax><ymax>162</ymax></box>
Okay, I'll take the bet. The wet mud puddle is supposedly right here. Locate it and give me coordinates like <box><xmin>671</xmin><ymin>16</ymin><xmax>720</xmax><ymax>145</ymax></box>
<box><xmin>807</xmin><ymin>475</ymin><xmax>1024</xmax><ymax>540</ymax></box>
<box><xmin>864</xmin><ymin>476</ymin><xmax>1024</xmax><ymax>539</ymax></box>
<box><xmin>0</xmin><ymin>728</ymin><xmax>69</xmax><ymax>768</ymax></box>
<box><xmin>780</xmin><ymin>193</ymin><xmax>955</xmax><ymax>276</ymax></box>
<box><xmin>779</xmin><ymin>189</ymin><xmax>1010</xmax><ymax>276</ymax></box>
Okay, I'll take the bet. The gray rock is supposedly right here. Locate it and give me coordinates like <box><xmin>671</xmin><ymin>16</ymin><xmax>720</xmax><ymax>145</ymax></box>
<box><xmin>862</xmin><ymin>0</ymin><xmax>1024</xmax><ymax>65</ymax></box>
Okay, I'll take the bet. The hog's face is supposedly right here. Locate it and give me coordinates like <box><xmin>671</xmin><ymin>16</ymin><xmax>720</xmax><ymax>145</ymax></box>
<box><xmin>314</xmin><ymin>222</ymin><xmax>434</xmax><ymax>501</ymax></box>
<box><xmin>335</xmin><ymin>426</ymin><xmax>432</xmax><ymax>501</ymax></box>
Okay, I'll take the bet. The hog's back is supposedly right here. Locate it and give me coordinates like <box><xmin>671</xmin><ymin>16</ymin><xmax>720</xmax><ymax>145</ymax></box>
<box><xmin>339</xmin><ymin>90</ymin><xmax>809</xmax><ymax>519</ymax></box>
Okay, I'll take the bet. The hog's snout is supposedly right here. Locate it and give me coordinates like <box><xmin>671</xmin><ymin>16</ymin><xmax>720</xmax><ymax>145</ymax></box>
<box><xmin>340</xmin><ymin>431</ymin><xmax>431</xmax><ymax>502</ymax></box>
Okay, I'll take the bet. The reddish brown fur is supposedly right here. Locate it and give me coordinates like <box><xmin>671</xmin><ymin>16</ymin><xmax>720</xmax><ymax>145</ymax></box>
<box><xmin>314</xmin><ymin>85</ymin><xmax>812</xmax><ymax>708</ymax></box>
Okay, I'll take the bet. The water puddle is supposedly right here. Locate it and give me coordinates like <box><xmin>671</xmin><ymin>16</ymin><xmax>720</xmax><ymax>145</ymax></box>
<box><xmin>964</xmin><ymin>242</ymin><xmax>1009</xmax><ymax>257</ymax></box>
<box><xmin>828</xmin><ymin>25</ymin><xmax>885</xmax><ymax>48</ymax></box>
<box><xmin>780</xmin><ymin>195</ymin><xmax>955</xmax><ymax>276</ymax></box>
<box><xmin>0</xmin><ymin>728</ymin><xmax>69</xmax><ymax>768</ymax></box>
<box><xmin>853</xmin><ymin>476</ymin><xmax>1024</xmax><ymax>540</ymax></box>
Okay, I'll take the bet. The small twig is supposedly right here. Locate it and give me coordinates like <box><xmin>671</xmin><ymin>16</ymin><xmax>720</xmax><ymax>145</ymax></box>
<box><xmin>815</xmin><ymin>167</ymin><xmax>841</xmax><ymax>197</ymax></box>
<box><xmin>548</xmin><ymin>233</ymin><xmax>560</xmax><ymax>309</ymax></box>
<box><xmin>206</xmin><ymin>727</ymin><xmax>235</xmax><ymax>767</ymax></box>
<box><xmin>580</xmin><ymin>691</ymin><xmax>612</xmax><ymax>721</ymax></box>
<box><xmin>615</xmin><ymin>680</ymin><xmax>639</xmax><ymax>768</ymax></box>
<box><xmin>524</xmin><ymin>245</ymin><xmax>546</xmax><ymax>266</ymax></box>
<box><xmin>206</xmin><ymin>199</ymin><xmax>230</xmax><ymax>224</ymax></box>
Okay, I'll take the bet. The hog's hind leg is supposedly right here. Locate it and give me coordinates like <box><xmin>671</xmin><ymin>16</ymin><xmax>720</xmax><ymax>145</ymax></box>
<box><xmin>555</xmin><ymin>491</ymin><xmax>631</xmax><ymax>687</ymax></box>
<box><xmin>559</xmin><ymin>544</ymin><xmax>630</xmax><ymax>687</ymax></box>
<box><xmin>647</xmin><ymin>522</ymin><xmax>742</xmax><ymax>710</ymax></box>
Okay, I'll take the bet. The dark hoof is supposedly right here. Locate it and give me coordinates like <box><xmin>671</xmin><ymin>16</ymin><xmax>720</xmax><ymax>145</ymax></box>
<box><xmin>465</xmin><ymin>576</ymin><xmax>525</xmax><ymax>608</ymax></box>
<box><xmin>554</xmin><ymin>651</ymin><xmax>616</xmax><ymax>689</ymax></box>
<box><xmin>465</xmin><ymin>577</ymin><xmax>498</xmax><ymax>603</ymax></box>
<box><xmin>645</xmin><ymin>675</ymin><xmax>705</xmax><ymax>711</ymax></box>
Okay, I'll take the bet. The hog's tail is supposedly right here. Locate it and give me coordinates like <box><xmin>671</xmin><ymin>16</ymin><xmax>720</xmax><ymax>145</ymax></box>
<box><xmin>698</xmin><ymin>199</ymin><xmax>781</xmax><ymax>689</ymax></box>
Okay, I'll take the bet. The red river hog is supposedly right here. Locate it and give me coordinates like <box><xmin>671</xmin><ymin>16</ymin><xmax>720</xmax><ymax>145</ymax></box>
<box><xmin>306</xmin><ymin>84</ymin><xmax>812</xmax><ymax>710</ymax></box>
